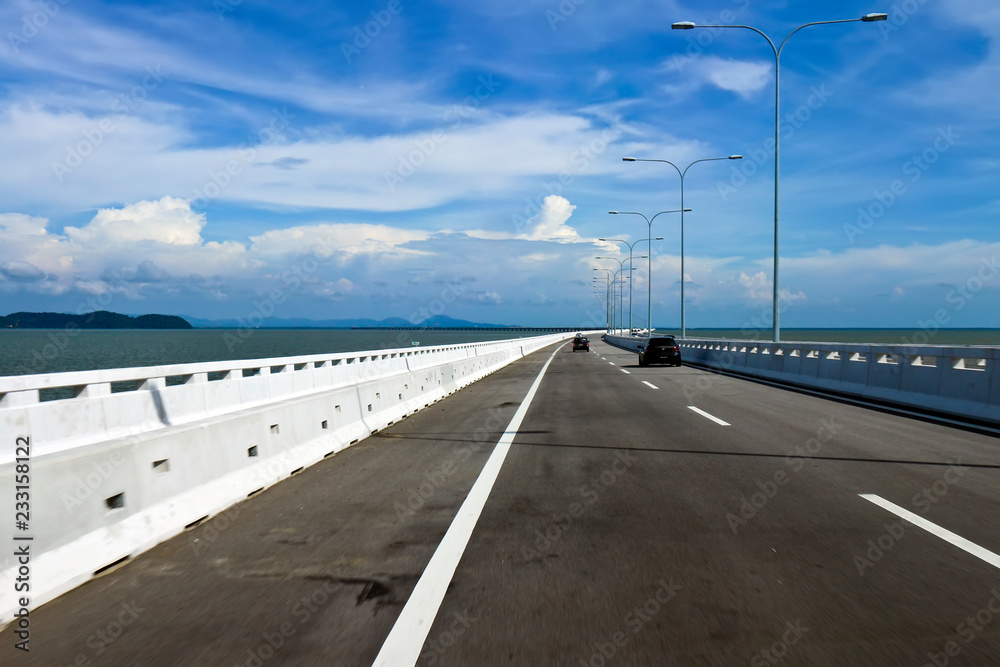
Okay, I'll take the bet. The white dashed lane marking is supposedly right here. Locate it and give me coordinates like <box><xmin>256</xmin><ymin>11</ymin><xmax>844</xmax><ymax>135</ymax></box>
<box><xmin>687</xmin><ymin>406</ymin><xmax>730</xmax><ymax>426</ymax></box>
<box><xmin>860</xmin><ymin>494</ymin><xmax>1000</xmax><ymax>570</ymax></box>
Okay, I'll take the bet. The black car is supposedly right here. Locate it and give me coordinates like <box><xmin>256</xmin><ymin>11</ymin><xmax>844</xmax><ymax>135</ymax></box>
<box><xmin>637</xmin><ymin>336</ymin><xmax>681</xmax><ymax>366</ymax></box>
<box><xmin>572</xmin><ymin>336</ymin><xmax>590</xmax><ymax>351</ymax></box>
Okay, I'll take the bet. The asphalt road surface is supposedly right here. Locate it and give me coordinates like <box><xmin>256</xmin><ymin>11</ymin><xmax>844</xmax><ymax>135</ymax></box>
<box><xmin>3</xmin><ymin>338</ymin><xmax>999</xmax><ymax>666</ymax></box>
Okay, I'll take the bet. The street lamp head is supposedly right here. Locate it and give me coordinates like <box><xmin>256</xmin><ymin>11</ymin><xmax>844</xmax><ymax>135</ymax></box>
<box><xmin>729</xmin><ymin>155</ymin><xmax>743</xmax><ymax>160</ymax></box>
<box><xmin>655</xmin><ymin>237</ymin><xmax>664</xmax><ymax>240</ymax></box>
<box><xmin>683</xmin><ymin>208</ymin><xmax>692</xmax><ymax>212</ymax></box>
<box><xmin>672</xmin><ymin>21</ymin><xmax>696</xmax><ymax>29</ymax></box>
<box><xmin>861</xmin><ymin>12</ymin><xmax>888</xmax><ymax>21</ymax></box>
<box><xmin>608</xmin><ymin>211</ymin><xmax>618</xmax><ymax>215</ymax></box>
<box><xmin>621</xmin><ymin>157</ymin><xmax>636</xmax><ymax>162</ymax></box>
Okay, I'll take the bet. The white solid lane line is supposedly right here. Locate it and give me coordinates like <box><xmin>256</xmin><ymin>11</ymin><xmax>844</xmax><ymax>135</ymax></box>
<box><xmin>642</xmin><ymin>381</ymin><xmax>659</xmax><ymax>390</ymax></box>
<box><xmin>859</xmin><ymin>494</ymin><xmax>1000</xmax><ymax>570</ymax></box>
<box><xmin>620</xmin><ymin>369</ymin><xmax>631</xmax><ymax>374</ymax></box>
<box><xmin>372</xmin><ymin>343</ymin><xmax>566</xmax><ymax>667</ymax></box>
<box><xmin>687</xmin><ymin>406</ymin><xmax>730</xmax><ymax>426</ymax></box>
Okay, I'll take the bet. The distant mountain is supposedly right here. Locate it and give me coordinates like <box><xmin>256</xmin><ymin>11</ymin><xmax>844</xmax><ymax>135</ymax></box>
<box><xmin>183</xmin><ymin>314</ymin><xmax>514</xmax><ymax>329</ymax></box>
<box><xmin>182</xmin><ymin>316</ymin><xmax>411</xmax><ymax>328</ymax></box>
<box><xmin>417</xmin><ymin>315</ymin><xmax>511</xmax><ymax>328</ymax></box>
<box><xmin>1</xmin><ymin>311</ymin><xmax>193</xmax><ymax>329</ymax></box>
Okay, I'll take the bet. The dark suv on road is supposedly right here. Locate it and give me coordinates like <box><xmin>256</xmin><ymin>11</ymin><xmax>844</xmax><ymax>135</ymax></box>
<box><xmin>638</xmin><ymin>336</ymin><xmax>681</xmax><ymax>366</ymax></box>
<box><xmin>572</xmin><ymin>336</ymin><xmax>590</xmax><ymax>351</ymax></box>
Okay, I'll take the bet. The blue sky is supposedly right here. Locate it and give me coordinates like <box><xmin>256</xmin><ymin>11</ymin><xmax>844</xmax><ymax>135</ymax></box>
<box><xmin>1</xmin><ymin>0</ymin><xmax>998</xmax><ymax>329</ymax></box>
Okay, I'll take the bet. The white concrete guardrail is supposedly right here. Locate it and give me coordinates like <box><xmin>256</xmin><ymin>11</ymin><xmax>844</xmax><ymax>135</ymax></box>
<box><xmin>0</xmin><ymin>332</ymin><xmax>597</xmax><ymax>624</ymax></box>
<box><xmin>605</xmin><ymin>333</ymin><xmax>1000</xmax><ymax>426</ymax></box>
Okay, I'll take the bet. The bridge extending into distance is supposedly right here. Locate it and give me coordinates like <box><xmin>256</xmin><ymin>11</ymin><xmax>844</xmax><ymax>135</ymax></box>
<box><xmin>2</xmin><ymin>335</ymin><xmax>999</xmax><ymax>665</ymax></box>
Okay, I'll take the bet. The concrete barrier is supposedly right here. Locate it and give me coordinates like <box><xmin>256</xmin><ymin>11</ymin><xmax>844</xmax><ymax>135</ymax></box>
<box><xmin>676</xmin><ymin>338</ymin><xmax>1000</xmax><ymax>426</ymax></box>
<box><xmin>602</xmin><ymin>333</ymin><xmax>646</xmax><ymax>353</ymax></box>
<box><xmin>0</xmin><ymin>332</ymin><xmax>599</xmax><ymax>623</ymax></box>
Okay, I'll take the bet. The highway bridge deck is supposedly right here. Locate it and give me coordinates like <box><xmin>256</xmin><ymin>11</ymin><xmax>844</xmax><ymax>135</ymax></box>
<box><xmin>3</xmin><ymin>339</ymin><xmax>999</xmax><ymax>665</ymax></box>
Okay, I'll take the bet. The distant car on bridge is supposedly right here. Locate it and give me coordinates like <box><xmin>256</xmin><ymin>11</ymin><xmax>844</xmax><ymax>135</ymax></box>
<box><xmin>572</xmin><ymin>336</ymin><xmax>590</xmax><ymax>351</ymax></box>
<box><xmin>637</xmin><ymin>336</ymin><xmax>681</xmax><ymax>366</ymax></box>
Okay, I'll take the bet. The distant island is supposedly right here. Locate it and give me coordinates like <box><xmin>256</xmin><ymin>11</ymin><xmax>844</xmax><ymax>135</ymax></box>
<box><xmin>1</xmin><ymin>311</ymin><xmax>193</xmax><ymax>329</ymax></box>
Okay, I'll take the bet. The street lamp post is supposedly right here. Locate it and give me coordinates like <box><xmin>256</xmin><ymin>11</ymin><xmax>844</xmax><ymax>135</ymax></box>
<box><xmin>600</xmin><ymin>238</ymin><xmax>662</xmax><ymax>333</ymax></box>
<box><xmin>671</xmin><ymin>13</ymin><xmax>886</xmax><ymax>341</ymax></box>
<box><xmin>599</xmin><ymin>261</ymin><xmax>627</xmax><ymax>334</ymax></box>
<box><xmin>613</xmin><ymin>268</ymin><xmax>626</xmax><ymax>335</ymax></box>
<box><xmin>597</xmin><ymin>255</ymin><xmax>646</xmax><ymax>335</ymax></box>
<box><xmin>592</xmin><ymin>278</ymin><xmax>609</xmax><ymax>331</ymax></box>
<box><xmin>592</xmin><ymin>286</ymin><xmax>608</xmax><ymax>330</ymax></box>
<box><xmin>592</xmin><ymin>279</ymin><xmax>609</xmax><ymax>331</ymax></box>
<box><xmin>593</xmin><ymin>269</ymin><xmax>614</xmax><ymax>332</ymax></box>
<box><xmin>609</xmin><ymin>209</ymin><xmax>689</xmax><ymax>336</ymax></box>
<box><xmin>622</xmin><ymin>155</ymin><xmax>742</xmax><ymax>339</ymax></box>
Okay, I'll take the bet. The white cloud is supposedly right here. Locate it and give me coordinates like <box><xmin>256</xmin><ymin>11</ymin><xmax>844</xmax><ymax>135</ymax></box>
<box><xmin>593</xmin><ymin>68</ymin><xmax>614</xmax><ymax>88</ymax></box>
<box><xmin>0</xmin><ymin>105</ymin><xmax>632</xmax><ymax>215</ymax></box>
<box><xmin>737</xmin><ymin>270</ymin><xmax>771</xmax><ymax>302</ymax></box>
<box><xmin>519</xmin><ymin>252</ymin><xmax>560</xmax><ymax>262</ymax></box>
<box><xmin>65</xmin><ymin>196</ymin><xmax>202</xmax><ymax>246</ymax></box>
<box><xmin>0</xmin><ymin>197</ymin><xmax>249</xmax><ymax>298</ymax></box>
<box><xmin>519</xmin><ymin>195</ymin><xmax>580</xmax><ymax>242</ymax></box>
<box><xmin>469</xmin><ymin>291</ymin><xmax>502</xmax><ymax>304</ymax></box>
<box><xmin>698</xmin><ymin>57</ymin><xmax>771</xmax><ymax>98</ymax></box>
<box><xmin>249</xmin><ymin>223</ymin><xmax>431</xmax><ymax>259</ymax></box>
<box><xmin>666</xmin><ymin>56</ymin><xmax>772</xmax><ymax>99</ymax></box>
<box><xmin>314</xmin><ymin>278</ymin><xmax>355</xmax><ymax>300</ymax></box>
